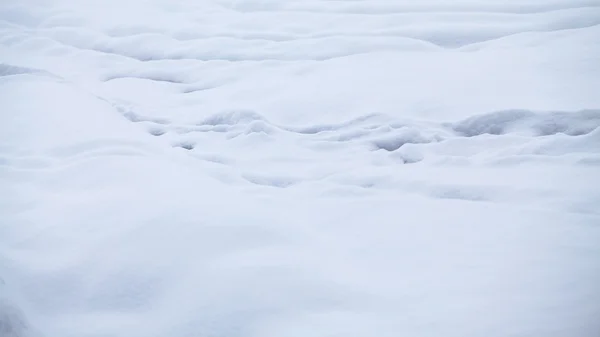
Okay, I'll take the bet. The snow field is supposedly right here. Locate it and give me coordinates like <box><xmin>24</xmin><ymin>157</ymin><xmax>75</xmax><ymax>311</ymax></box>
<box><xmin>1</xmin><ymin>0</ymin><xmax>600</xmax><ymax>336</ymax></box>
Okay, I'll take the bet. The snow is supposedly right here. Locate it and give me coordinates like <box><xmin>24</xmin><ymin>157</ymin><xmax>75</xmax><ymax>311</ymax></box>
<box><xmin>1</xmin><ymin>0</ymin><xmax>600</xmax><ymax>336</ymax></box>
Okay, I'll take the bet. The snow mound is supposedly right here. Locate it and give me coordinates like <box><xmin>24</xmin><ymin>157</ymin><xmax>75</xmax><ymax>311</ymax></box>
<box><xmin>453</xmin><ymin>109</ymin><xmax>600</xmax><ymax>137</ymax></box>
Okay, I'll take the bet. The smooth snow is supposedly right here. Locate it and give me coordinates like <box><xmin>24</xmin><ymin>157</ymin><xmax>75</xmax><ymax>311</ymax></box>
<box><xmin>1</xmin><ymin>0</ymin><xmax>600</xmax><ymax>336</ymax></box>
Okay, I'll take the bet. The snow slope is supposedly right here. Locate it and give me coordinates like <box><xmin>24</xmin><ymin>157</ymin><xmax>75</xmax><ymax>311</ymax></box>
<box><xmin>1</xmin><ymin>0</ymin><xmax>600</xmax><ymax>336</ymax></box>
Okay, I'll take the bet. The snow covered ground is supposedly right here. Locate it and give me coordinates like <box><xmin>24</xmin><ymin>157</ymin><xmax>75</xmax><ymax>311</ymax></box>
<box><xmin>1</xmin><ymin>0</ymin><xmax>600</xmax><ymax>336</ymax></box>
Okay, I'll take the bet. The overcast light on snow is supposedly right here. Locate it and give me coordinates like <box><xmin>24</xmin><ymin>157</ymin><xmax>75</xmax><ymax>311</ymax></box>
<box><xmin>1</xmin><ymin>0</ymin><xmax>600</xmax><ymax>336</ymax></box>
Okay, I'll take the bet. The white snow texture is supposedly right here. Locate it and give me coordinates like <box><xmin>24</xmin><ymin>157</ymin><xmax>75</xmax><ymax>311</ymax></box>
<box><xmin>1</xmin><ymin>0</ymin><xmax>600</xmax><ymax>336</ymax></box>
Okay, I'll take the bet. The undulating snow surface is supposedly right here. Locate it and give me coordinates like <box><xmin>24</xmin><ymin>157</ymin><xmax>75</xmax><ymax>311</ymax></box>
<box><xmin>1</xmin><ymin>0</ymin><xmax>600</xmax><ymax>336</ymax></box>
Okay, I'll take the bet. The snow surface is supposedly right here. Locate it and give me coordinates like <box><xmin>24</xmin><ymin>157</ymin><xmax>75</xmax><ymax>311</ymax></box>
<box><xmin>1</xmin><ymin>0</ymin><xmax>600</xmax><ymax>336</ymax></box>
